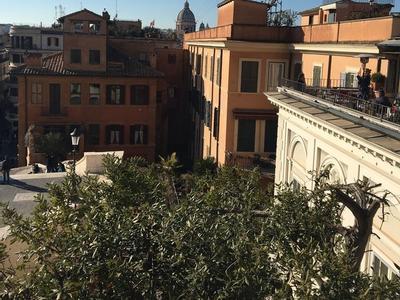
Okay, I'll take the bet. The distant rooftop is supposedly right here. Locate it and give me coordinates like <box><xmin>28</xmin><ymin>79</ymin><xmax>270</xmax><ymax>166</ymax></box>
<box><xmin>12</xmin><ymin>51</ymin><xmax>164</xmax><ymax>78</ymax></box>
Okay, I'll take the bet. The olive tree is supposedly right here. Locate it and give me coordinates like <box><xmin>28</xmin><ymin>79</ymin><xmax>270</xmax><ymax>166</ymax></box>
<box><xmin>0</xmin><ymin>156</ymin><xmax>398</xmax><ymax>299</ymax></box>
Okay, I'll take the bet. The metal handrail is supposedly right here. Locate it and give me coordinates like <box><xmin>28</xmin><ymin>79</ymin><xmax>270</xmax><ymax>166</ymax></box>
<box><xmin>280</xmin><ymin>78</ymin><xmax>400</xmax><ymax>126</ymax></box>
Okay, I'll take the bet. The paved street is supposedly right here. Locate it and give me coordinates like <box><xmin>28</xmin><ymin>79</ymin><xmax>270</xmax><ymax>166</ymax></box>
<box><xmin>0</xmin><ymin>173</ymin><xmax>66</xmax><ymax>226</ymax></box>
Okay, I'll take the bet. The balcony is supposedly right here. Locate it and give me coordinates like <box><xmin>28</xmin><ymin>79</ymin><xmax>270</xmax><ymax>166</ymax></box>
<box><xmin>185</xmin><ymin>16</ymin><xmax>400</xmax><ymax>44</ymax></box>
<box><xmin>226</xmin><ymin>152</ymin><xmax>276</xmax><ymax>177</ymax></box>
<box><xmin>281</xmin><ymin>78</ymin><xmax>400</xmax><ymax>127</ymax></box>
<box><xmin>185</xmin><ymin>24</ymin><xmax>304</xmax><ymax>43</ymax></box>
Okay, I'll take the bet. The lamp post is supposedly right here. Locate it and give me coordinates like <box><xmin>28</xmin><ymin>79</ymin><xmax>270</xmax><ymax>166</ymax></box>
<box><xmin>70</xmin><ymin>129</ymin><xmax>80</xmax><ymax>207</ymax></box>
<box><xmin>70</xmin><ymin>128</ymin><xmax>80</xmax><ymax>174</ymax></box>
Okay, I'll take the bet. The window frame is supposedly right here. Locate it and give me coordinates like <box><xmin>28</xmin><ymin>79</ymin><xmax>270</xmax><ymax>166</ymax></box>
<box><xmin>204</xmin><ymin>55</ymin><xmax>208</xmax><ymax>78</ymax></box>
<box><xmin>196</xmin><ymin>54</ymin><xmax>202</xmax><ymax>75</ymax></box>
<box><xmin>266</xmin><ymin>59</ymin><xmax>288</xmax><ymax>92</ymax></box>
<box><xmin>87</xmin><ymin>124</ymin><xmax>100</xmax><ymax>145</ymax></box>
<box><xmin>106</xmin><ymin>85</ymin><xmax>125</xmax><ymax>105</ymax></box>
<box><xmin>130</xmin><ymin>124</ymin><xmax>149</xmax><ymax>145</ymax></box>
<box><xmin>70</xmin><ymin>83</ymin><xmax>81</xmax><ymax>105</ymax></box>
<box><xmin>89</xmin><ymin>49</ymin><xmax>101</xmax><ymax>65</ymax></box>
<box><xmin>105</xmin><ymin>125</ymin><xmax>124</xmax><ymax>145</ymax></box>
<box><xmin>73</xmin><ymin>21</ymin><xmax>84</xmax><ymax>32</ymax></box>
<box><xmin>234</xmin><ymin>118</ymin><xmax>278</xmax><ymax>154</ymax></box>
<box><xmin>210</xmin><ymin>55</ymin><xmax>214</xmax><ymax>82</ymax></box>
<box><xmin>89</xmin><ymin>22</ymin><xmax>101</xmax><ymax>33</ymax></box>
<box><xmin>131</xmin><ymin>85</ymin><xmax>150</xmax><ymax>105</ymax></box>
<box><xmin>70</xmin><ymin>49</ymin><xmax>82</xmax><ymax>64</ymax></box>
<box><xmin>239</xmin><ymin>58</ymin><xmax>261</xmax><ymax>93</ymax></box>
<box><xmin>31</xmin><ymin>83</ymin><xmax>42</xmax><ymax>104</ymax></box>
<box><xmin>89</xmin><ymin>84</ymin><xmax>101</xmax><ymax>105</ymax></box>
<box><xmin>216</xmin><ymin>56</ymin><xmax>222</xmax><ymax>86</ymax></box>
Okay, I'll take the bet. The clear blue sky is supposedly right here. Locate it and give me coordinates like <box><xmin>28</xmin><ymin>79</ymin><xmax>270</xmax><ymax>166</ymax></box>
<box><xmin>0</xmin><ymin>0</ymin><xmax>399</xmax><ymax>29</ymax></box>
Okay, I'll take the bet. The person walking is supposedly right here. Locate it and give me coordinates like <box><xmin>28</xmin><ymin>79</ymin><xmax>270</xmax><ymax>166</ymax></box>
<box><xmin>1</xmin><ymin>156</ymin><xmax>11</xmax><ymax>184</ymax></box>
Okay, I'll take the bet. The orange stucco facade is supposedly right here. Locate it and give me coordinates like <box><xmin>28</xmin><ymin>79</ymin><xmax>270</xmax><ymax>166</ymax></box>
<box><xmin>185</xmin><ymin>0</ymin><xmax>400</xmax><ymax>168</ymax></box>
<box><xmin>16</xmin><ymin>9</ymin><xmax>189</xmax><ymax>166</ymax></box>
<box><xmin>17</xmin><ymin>75</ymin><xmax>158</xmax><ymax>165</ymax></box>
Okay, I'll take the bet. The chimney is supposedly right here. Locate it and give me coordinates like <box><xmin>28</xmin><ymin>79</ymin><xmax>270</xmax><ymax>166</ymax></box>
<box><xmin>217</xmin><ymin>0</ymin><xmax>268</xmax><ymax>27</ymax></box>
<box><xmin>25</xmin><ymin>53</ymin><xmax>42</xmax><ymax>68</ymax></box>
<box><xmin>103</xmin><ymin>9</ymin><xmax>110</xmax><ymax>21</ymax></box>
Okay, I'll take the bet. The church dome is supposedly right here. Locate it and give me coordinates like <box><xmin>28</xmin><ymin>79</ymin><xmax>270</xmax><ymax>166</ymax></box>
<box><xmin>177</xmin><ymin>1</ymin><xmax>195</xmax><ymax>23</ymax></box>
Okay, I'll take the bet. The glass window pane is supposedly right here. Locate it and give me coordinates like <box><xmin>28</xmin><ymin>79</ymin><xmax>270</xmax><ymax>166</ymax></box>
<box><xmin>237</xmin><ymin>119</ymin><xmax>256</xmax><ymax>152</ymax></box>
<box><xmin>264</xmin><ymin>120</ymin><xmax>278</xmax><ymax>153</ymax></box>
<box><xmin>241</xmin><ymin>61</ymin><xmax>259</xmax><ymax>93</ymax></box>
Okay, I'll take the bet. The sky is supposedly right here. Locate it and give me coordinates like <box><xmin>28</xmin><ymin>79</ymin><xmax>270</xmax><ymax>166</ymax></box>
<box><xmin>0</xmin><ymin>0</ymin><xmax>399</xmax><ymax>29</ymax></box>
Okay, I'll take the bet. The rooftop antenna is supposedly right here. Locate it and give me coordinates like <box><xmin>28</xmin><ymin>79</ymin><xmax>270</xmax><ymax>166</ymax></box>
<box><xmin>80</xmin><ymin>1</ymin><xmax>83</xmax><ymax>10</ymax></box>
<box><xmin>115</xmin><ymin>0</ymin><xmax>119</xmax><ymax>19</ymax></box>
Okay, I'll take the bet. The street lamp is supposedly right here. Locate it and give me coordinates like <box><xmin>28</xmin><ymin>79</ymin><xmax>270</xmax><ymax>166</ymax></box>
<box><xmin>70</xmin><ymin>128</ymin><xmax>81</xmax><ymax>207</ymax></box>
<box><xmin>70</xmin><ymin>128</ymin><xmax>80</xmax><ymax>173</ymax></box>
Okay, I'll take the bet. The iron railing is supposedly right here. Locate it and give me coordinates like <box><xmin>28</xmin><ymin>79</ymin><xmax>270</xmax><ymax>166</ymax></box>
<box><xmin>304</xmin><ymin>78</ymin><xmax>356</xmax><ymax>89</ymax></box>
<box><xmin>226</xmin><ymin>152</ymin><xmax>276</xmax><ymax>175</ymax></box>
<box><xmin>280</xmin><ymin>78</ymin><xmax>400</xmax><ymax>125</ymax></box>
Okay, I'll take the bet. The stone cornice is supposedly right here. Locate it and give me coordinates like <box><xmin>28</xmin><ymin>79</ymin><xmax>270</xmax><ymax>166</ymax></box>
<box><xmin>266</xmin><ymin>90</ymin><xmax>400</xmax><ymax>171</ymax></box>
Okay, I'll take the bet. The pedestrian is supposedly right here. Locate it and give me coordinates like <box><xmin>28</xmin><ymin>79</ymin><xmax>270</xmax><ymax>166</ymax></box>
<box><xmin>1</xmin><ymin>156</ymin><xmax>11</xmax><ymax>184</ymax></box>
<box><xmin>376</xmin><ymin>89</ymin><xmax>391</xmax><ymax>107</ymax></box>
<box><xmin>296</xmin><ymin>72</ymin><xmax>306</xmax><ymax>92</ymax></box>
<box><xmin>357</xmin><ymin>68</ymin><xmax>371</xmax><ymax>100</ymax></box>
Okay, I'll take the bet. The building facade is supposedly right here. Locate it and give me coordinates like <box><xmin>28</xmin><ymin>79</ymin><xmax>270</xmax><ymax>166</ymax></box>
<box><xmin>9</xmin><ymin>25</ymin><xmax>63</xmax><ymax>69</ymax></box>
<box><xmin>267</xmin><ymin>85</ymin><xmax>400</xmax><ymax>280</ymax></box>
<box><xmin>15</xmin><ymin>10</ymin><xmax>165</xmax><ymax>166</ymax></box>
<box><xmin>185</xmin><ymin>0</ymin><xmax>400</xmax><ymax>279</ymax></box>
<box><xmin>185</xmin><ymin>0</ymin><xmax>400</xmax><ymax>174</ymax></box>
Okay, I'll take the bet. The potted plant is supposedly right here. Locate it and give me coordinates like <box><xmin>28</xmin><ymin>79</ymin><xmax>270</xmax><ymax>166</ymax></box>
<box><xmin>371</xmin><ymin>72</ymin><xmax>386</xmax><ymax>91</ymax></box>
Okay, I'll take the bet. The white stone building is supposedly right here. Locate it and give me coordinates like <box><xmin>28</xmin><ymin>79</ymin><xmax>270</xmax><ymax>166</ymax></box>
<box><xmin>267</xmin><ymin>85</ymin><xmax>400</xmax><ymax>279</ymax></box>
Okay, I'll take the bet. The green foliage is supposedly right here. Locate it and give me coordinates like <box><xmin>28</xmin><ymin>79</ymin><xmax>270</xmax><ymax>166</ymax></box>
<box><xmin>0</xmin><ymin>156</ymin><xmax>399</xmax><ymax>299</ymax></box>
<box><xmin>371</xmin><ymin>72</ymin><xmax>386</xmax><ymax>83</ymax></box>
<box><xmin>193</xmin><ymin>157</ymin><xmax>217</xmax><ymax>176</ymax></box>
<box><xmin>35</xmin><ymin>132</ymin><xmax>68</xmax><ymax>159</ymax></box>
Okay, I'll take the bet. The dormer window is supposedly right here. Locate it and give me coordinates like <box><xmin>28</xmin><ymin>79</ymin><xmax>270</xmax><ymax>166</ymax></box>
<box><xmin>74</xmin><ymin>22</ymin><xmax>84</xmax><ymax>32</ymax></box>
<box><xmin>89</xmin><ymin>22</ymin><xmax>100</xmax><ymax>33</ymax></box>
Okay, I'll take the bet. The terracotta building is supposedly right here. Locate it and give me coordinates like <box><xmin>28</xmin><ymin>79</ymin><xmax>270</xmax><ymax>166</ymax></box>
<box><xmin>185</xmin><ymin>0</ymin><xmax>400</xmax><ymax>175</ymax></box>
<box><xmin>185</xmin><ymin>0</ymin><xmax>400</xmax><ymax>278</ymax></box>
<box><xmin>14</xmin><ymin>9</ymin><xmax>189</xmax><ymax>166</ymax></box>
<box><xmin>300</xmin><ymin>0</ymin><xmax>394</xmax><ymax>26</ymax></box>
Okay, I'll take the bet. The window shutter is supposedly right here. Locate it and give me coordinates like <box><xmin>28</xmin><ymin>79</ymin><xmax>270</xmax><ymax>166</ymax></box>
<box><xmin>237</xmin><ymin>119</ymin><xmax>256</xmax><ymax>152</ymax></box>
<box><xmin>213</xmin><ymin>108</ymin><xmax>219</xmax><ymax>139</ymax></box>
<box><xmin>340</xmin><ymin>72</ymin><xmax>346</xmax><ymax>88</ymax></box>
<box><xmin>120</xmin><ymin>86</ymin><xmax>125</xmax><ymax>104</ymax></box>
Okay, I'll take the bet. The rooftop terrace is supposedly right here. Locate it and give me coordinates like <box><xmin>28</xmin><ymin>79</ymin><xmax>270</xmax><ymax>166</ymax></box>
<box><xmin>275</xmin><ymin>79</ymin><xmax>400</xmax><ymax>144</ymax></box>
<box><xmin>185</xmin><ymin>15</ymin><xmax>400</xmax><ymax>44</ymax></box>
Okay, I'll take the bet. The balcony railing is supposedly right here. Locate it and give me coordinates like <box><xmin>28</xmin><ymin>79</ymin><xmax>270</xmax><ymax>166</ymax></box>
<box><xmin>226</xmin><ymin>152</ymin><xmax>276</xmax><ymax>176</ymax></box>
<box><xmin>304</xmin><ymin>78</ymin><xmax>354</xmax><ymax>89</ymax></box>
<box><xmin>280</xmin><ymin>78</ymin><xmax>400</xmax><ymax>126</ymax></box>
